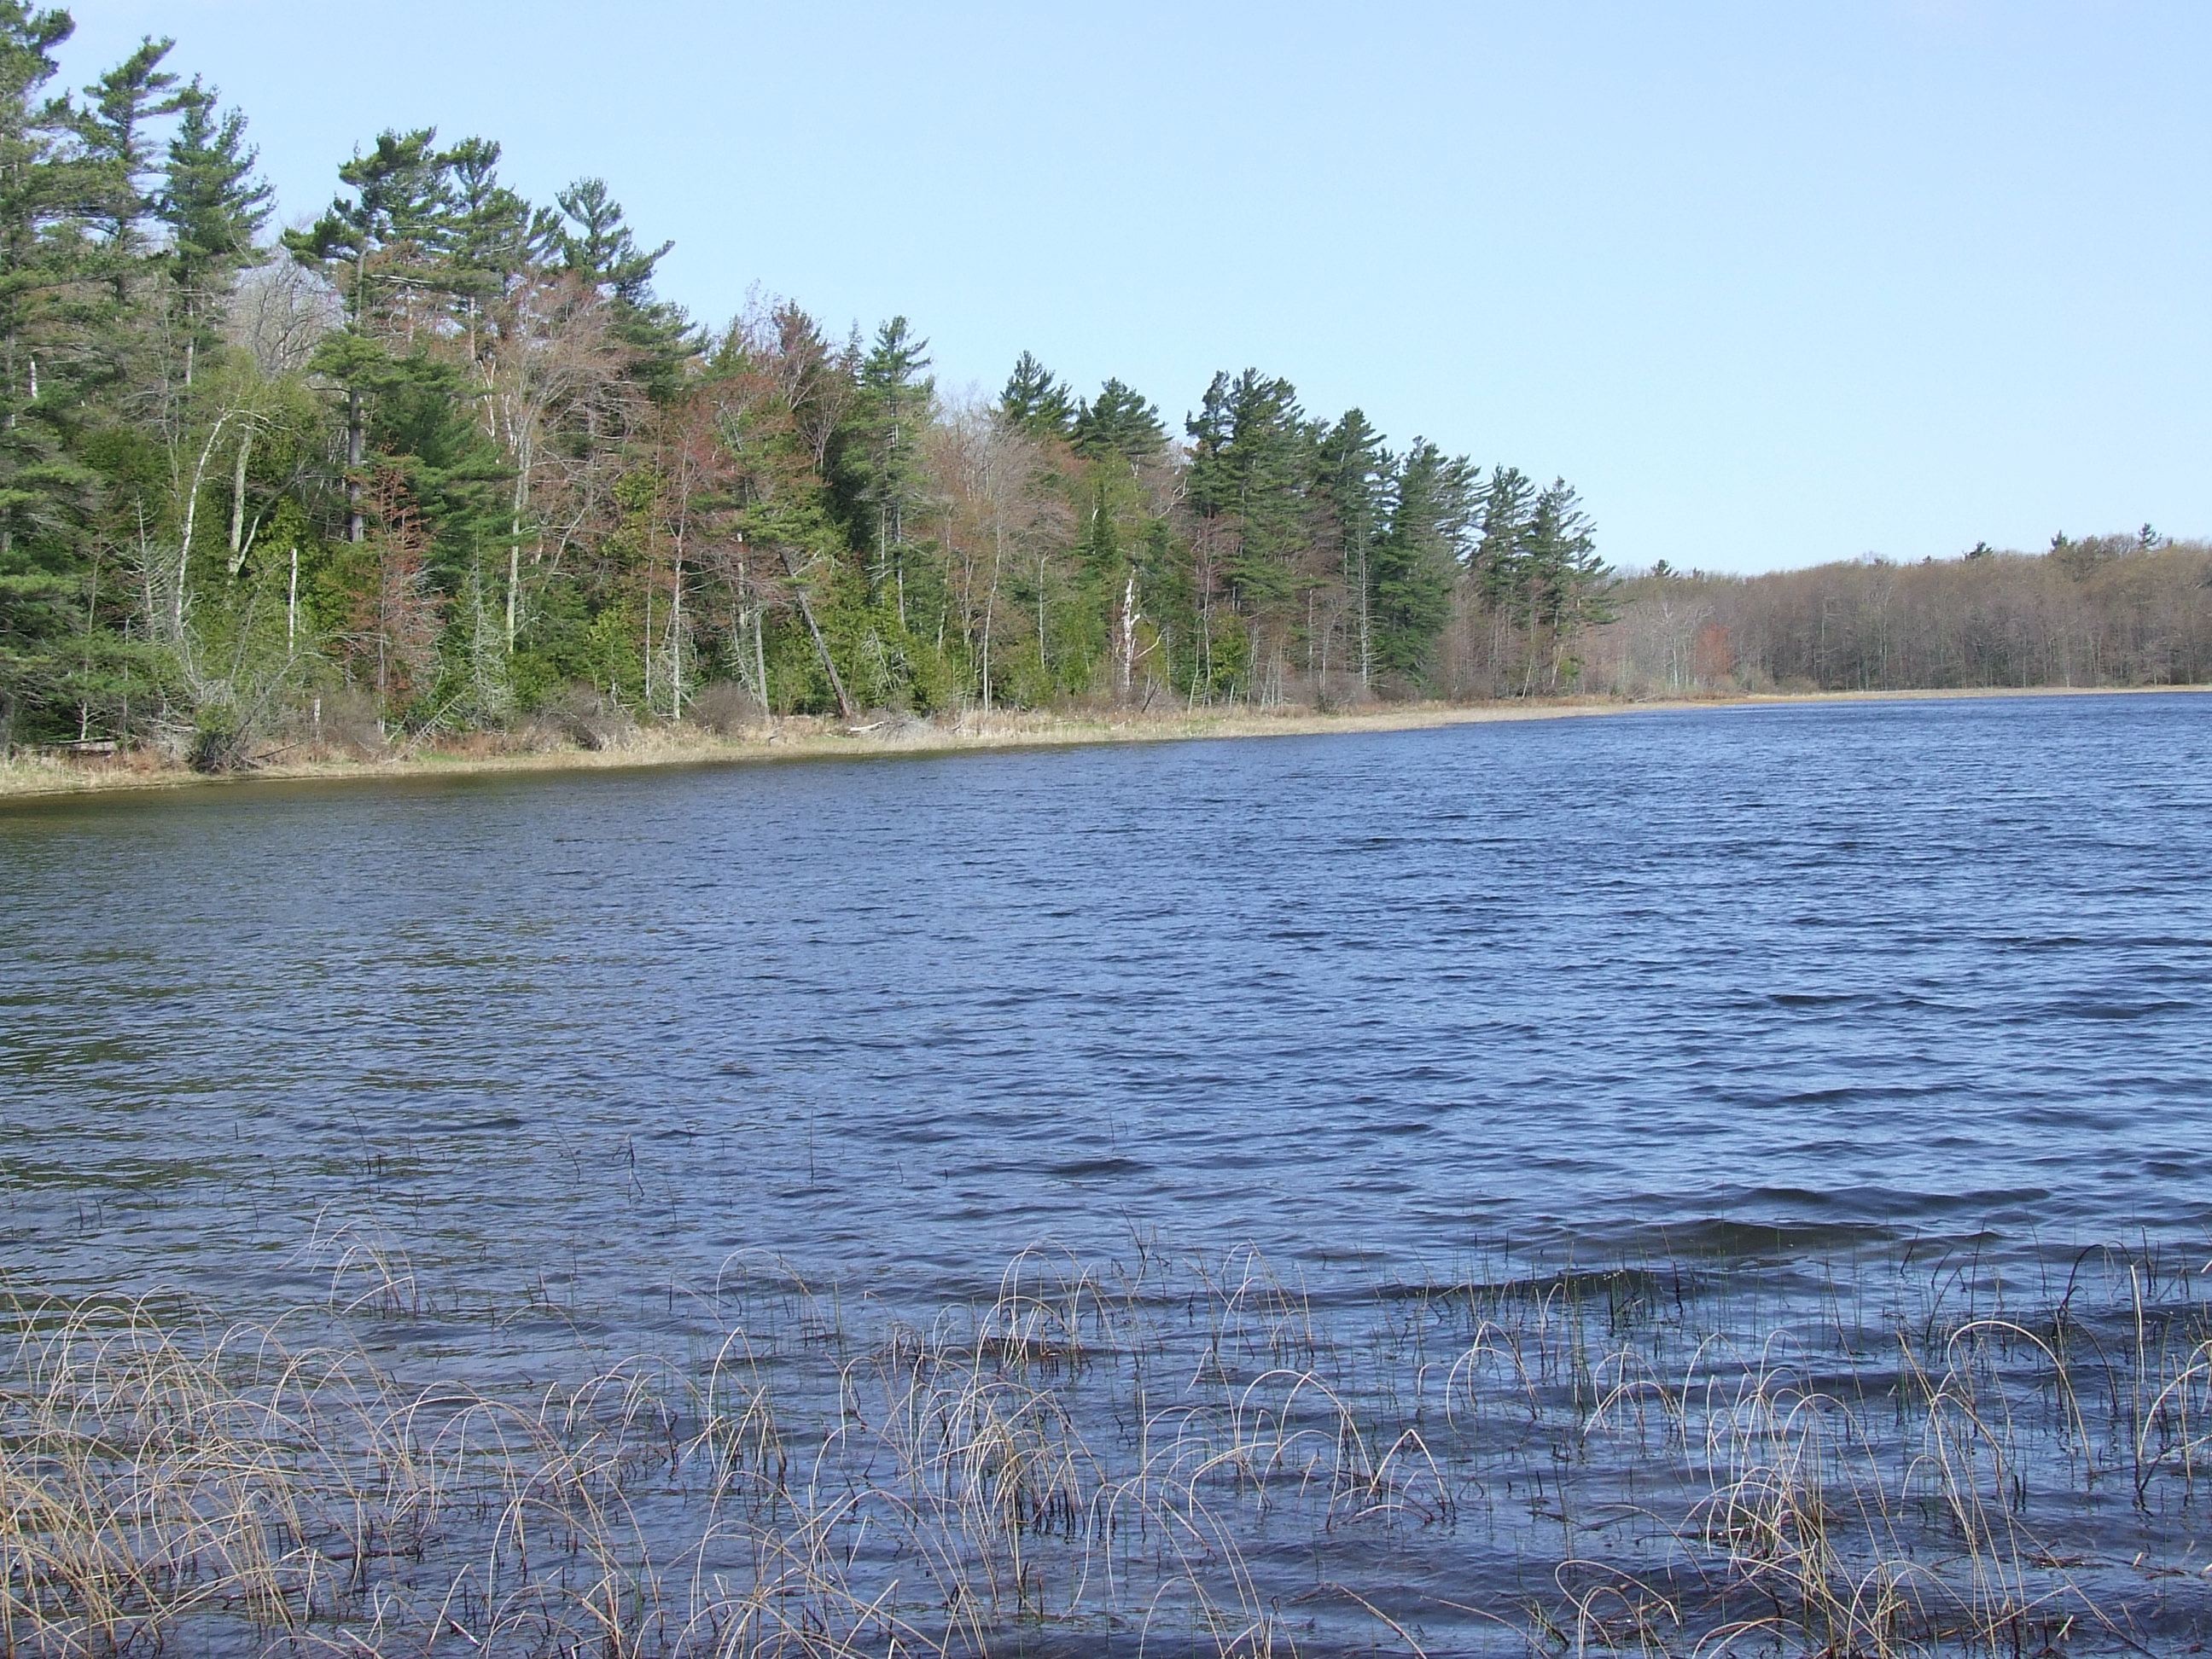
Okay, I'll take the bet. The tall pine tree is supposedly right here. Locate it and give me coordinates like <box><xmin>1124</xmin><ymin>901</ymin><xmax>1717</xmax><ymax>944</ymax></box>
<box><xmin>1371</xmin><ymin>439</ymin><xmax>1474</xmax><ymax>682</ymax></box>
<box><xmin>848</xmin><ymin>315</ymin><xmax>932</xmax><ymax>626</ymax></box>
<box><xmin>1072</xmin><ymin>378</ymin><xmax>1164</xmax><ymax>467</ymax></box>
<box><xmin>155</xmin><ymin>77</ymin><xmax>269</xmax><ymax>383</ymax></box>
<box><xmin>998</xmin><ymin>350</ymin><xmax>1072</xmax><ymax>440</ymax></box>
<box><xmin>1313</xmin><ymin>409</ymin><xmax>1389</xmax><ymax>684</ymax></box>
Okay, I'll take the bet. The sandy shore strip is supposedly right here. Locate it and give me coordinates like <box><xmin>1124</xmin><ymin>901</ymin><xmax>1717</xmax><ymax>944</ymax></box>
<box><xmin>1</xmin><ymin>682</ymin><xmax>2203</xmax><ymax>802</ymax></box>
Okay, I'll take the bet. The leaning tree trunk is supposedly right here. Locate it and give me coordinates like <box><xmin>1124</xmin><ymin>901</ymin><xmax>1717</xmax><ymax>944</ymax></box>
<box><xmin>781</xmin><ymin>544</ymin><xmax>856</xmax><ymax>720</ymax></box>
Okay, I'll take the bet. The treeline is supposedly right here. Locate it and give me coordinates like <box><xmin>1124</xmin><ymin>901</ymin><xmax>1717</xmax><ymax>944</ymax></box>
<box><xmin>0</xmin><ymin>10</ymin><xmax>1612</xmax><ymax>760</ymax></box>
<box><xmin>1586</xmin><ymin>533</ymin><xmax>2212</xmax><ymax>697</ymax></box>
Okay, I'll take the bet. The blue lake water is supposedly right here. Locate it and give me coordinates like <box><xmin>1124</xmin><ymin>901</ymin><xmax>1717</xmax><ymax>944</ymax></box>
<box><xmin>3</xmin><ymin>692</ymin><xmax>2208</xmax><ymax>1327</ymax></box>
<box><xmin>8</xmin><ymin>693</ymin><xmax>2212</xmax><ymax>1656</ymax></box>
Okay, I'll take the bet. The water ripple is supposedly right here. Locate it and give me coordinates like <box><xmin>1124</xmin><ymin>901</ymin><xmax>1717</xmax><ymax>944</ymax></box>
<box><xmin>0</xmin><ymin>693</ymin><xmax>2208</xmax><ymax>1318</ymax></box>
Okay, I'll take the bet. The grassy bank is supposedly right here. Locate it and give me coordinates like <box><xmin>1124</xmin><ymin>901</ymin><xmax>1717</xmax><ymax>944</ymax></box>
<box><xmin>3</xmin><ymin>684</ymin><xmax>2203</xmax><ymax>802</ymax></box>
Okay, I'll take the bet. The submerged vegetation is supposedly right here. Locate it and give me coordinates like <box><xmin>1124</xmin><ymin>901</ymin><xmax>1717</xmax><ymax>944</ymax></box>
<box><xmin>3</xmin><ymin>7</ymin><xmax>2207</xmax><ymax>1646</ymax></box>
<box><xmin>3</xmin><ymin>1231</ymin><xmax>2209</xmax><ymax>1656</ymax></box>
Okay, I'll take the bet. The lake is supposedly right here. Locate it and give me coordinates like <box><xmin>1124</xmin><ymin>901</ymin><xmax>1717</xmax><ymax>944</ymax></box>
<box><xmin>3</xmin><ymin>692</ymin><xmax>2209</xmax><ymax>1655</ymax></box>
<box><xmin>5</xmin><ymin>693</ymin><xmax>2209</xmax><ymax>1313</ymax></box>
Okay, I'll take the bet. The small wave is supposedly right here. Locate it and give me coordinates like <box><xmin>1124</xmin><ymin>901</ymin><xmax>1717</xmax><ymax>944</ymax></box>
<box><xmin>1047</xmin><ymin>1156</ymin><xmax>1150</xmax><ymax>1179</ymax></box>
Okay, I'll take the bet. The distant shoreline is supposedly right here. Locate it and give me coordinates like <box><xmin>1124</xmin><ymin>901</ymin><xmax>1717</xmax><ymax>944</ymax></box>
<box><xmin>2</xmin><ymin>682</ymin><xmax>2203</xmax><ymax>803</ymax></box>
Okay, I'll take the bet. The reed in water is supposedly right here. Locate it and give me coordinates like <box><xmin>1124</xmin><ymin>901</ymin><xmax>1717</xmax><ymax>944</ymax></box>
<box><xmin>1</xmin><ymin>1231</ymin><xmax>2205</xmax><ymax>1657</ymax></box>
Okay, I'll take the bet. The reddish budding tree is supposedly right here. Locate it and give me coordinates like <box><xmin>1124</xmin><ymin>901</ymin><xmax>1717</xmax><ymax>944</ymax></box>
<box><xmin>343</xmin><ymin>471</ymin><xmax>445</xmax><ymax>719</ymax></box>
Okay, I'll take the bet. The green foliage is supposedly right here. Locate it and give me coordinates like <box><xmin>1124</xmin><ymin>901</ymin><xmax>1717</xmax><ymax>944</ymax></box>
<box><xmin>581</xmin><ymin>594</ymin><xmax>643</xmax><ymax>703</ymax></box>
<box><xmin>843</xmin><ymin>316</ymin><xmax>933</xmax><ymax>613</ymax></box>
<box><xmin>283</xmin><ymin>127</ymin><xmax>449</xmax><ymax>327</ymax></box>
<box><xmin>439</xmin><ymin>137</ymin><xmax>548</xmax><ymax>319</ymax></box>
<box><xmin>557</xmin><ymin>176</ymin><xmax>691</xmax><ymax>398</ymax></box>
<box><xmin>366</xmin><ymin>347</ymin><xmax>508</xmax><ymax>574</ymax></box>
<box><xmin>1313</xmin><ymin>409</ymin><xmax>1390</xmax><ymax>680</ymax></box>
<box><xmin>1071</xmin><ymin>378</ymin><xmax>1164</xmax><ymax>467</ymax></box>
<box><xmin>1464</xmin><ymin>470</ymin><xmax>1612</xmax><ymax>692</ymax></box>
<box><xmin>557</xmin><ymin>176</ymin><xmax>667</xmax><ymax>302</ymax></box>
<box><xmin>0</xmin><ymin>9</ymin><xmax>1605</xmax><ymax>753</ymax></box>
<box><xmin>1186</xmin><ymin>369</ymin><xmax>1311</xmax><ymax>610</ymax></box>
<box><xmin>80</xmin><ymin>34</ymin><xmax>185</xmax><ymax>261</ymax></box>
<box><xmin>156</xmin><ymin>79</ymin><xmax>270</xmax><ymax>358</ymax></box>
<box><xmin>1372</xmin><ymin>440</ymin><xmax>1474</xmax><ymax>681</ymax></box>
<box><xmin>999</xmin><ymin>351</ymin><xmax>1072</xmax><ymax>440</ymax></box>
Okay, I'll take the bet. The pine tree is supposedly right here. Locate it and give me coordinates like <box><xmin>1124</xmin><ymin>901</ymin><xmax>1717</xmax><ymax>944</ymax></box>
<box><xmin>1312</xmin><ymin>409</ymin><xmax>1388</xmax><ymax>684</ymax></box>
<box><xmin>2</xmin><ymin>15</ymin><xmax>1650</xmax><ymax>751</ymax></box>
<box><xmin>79</xmin><ymin>35</ymin><xmax>181</xmax><ymax>269</ymax></box>
<box><xmin>285</xmin><ymin>129</ymin><xmax>453</xmax><ymax>540</ymax></box>
<box><xmin>1523</xmin><ymin>476</ymin><xmax>1610</xmax><ymax>690</ymax></box>
<box><xmin>998</xmin><ymin>351</ymin><xmax>1071</xmax><ymax>439</ymax></box>
<box><xmin>1371</xmin><ymin>439</ymin><xmax>1473</xmax><ymax>682</ymax></box>
<box><xmin>436</xmin><ymin>137</ymin><xmax>544</xmax><ymax>359</ymax></box>
<box><xmin>0</xmin><ymin>2</ymin><xmax>103</xmax><ymax>742</ymax></box>
<box><xmin>556</xmin><ymin>177</ymin><xmax>665</xmax><ymax>301</ymax></box>
<box><xmin>1471</xmin><ymin>464</ymin><xmax>1534</xmax><ymax>614</ymax></box>
<box><xmin>286</xmin><ymin>129</ymin><xmax>451</xmax><ymax>334</ymax></box>
<box><xmin>154</xmin><ymin>79</ymin><xmax>270</xmax><ymax>382</ymax></box>
<box><xmin>849</xmin><ymin>315</ymin><xmax>932</xmax><ymax>626</ymax></box>
<box><xmin>0</xmin><ymin>2</ymin><xmax>96</xmax><ymax>524</ymax></box>
<box><xmin>1185</xmin><ymin>369</ymin><xmax>1308</xmax><ymax>612</ymax></box>
<box><xmin>1071</xmin><ymin>378</ymin><xmax>1164</xmax><ymax>467</ymax></box>
<box><xmin>556</xmin><ymin>176</ymin><xmax>690</xmax><ymax>397</ymax></box>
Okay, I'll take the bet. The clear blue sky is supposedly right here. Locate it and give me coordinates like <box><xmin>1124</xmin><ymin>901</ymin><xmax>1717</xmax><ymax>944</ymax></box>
<box><xmin>60</xmin><ymin>1</ymin><xmax>2212</xmax><ymax>573</ymax></box>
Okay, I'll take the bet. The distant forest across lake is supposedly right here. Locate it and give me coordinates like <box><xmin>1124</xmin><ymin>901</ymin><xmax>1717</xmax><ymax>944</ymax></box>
<box><xmin>0</xmin><ymin>10</ymin><xmax>2203</xmax><ymax>765</ymax></box>
<box><xmin>1596</xmin><ymin>532</ymin><xmax>2212</xmax><ymax>698</ymax></box>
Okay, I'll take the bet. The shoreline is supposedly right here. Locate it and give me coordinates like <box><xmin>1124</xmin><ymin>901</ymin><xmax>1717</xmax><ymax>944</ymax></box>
<box><xmin>1</xmin><ymin>680</ymin><xmax>2202</xmax><ymax>802</ymax></box>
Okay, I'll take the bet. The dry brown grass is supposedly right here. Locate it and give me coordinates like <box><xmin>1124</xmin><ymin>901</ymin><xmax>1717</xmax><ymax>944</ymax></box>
<box><xmin>0</xmin><ymin>1239</ymin><xmax>2205</xmax><ymax>1656</ymax></box>
<box><xmin>13</xmin><ymin>685</ymin><xmax>2204</xmax><ymax>801</ymax></box>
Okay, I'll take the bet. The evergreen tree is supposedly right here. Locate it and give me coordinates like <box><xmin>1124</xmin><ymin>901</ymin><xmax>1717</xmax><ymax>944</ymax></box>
<box><xmin>998</xmin><ymin>350</ymin><xmax>1071</xmax><ymax>439</ymax></box>
<box><xmin>0</xmin><ymin>0</ymin><xmax>96</xmax><ymax>486</ymax></box>
<box><xmin>1</xmin><ymin>12</ymin><xmax>1644</xmax><ymax>754</ymax></box>
<box><xmin>437</xmin><ymin>137</ymin><xmax>544</xmax><ymax>355</ymax></box>
<box><xmin>0</xmin><ymin>1</ymin><xmax>100</xmax><ymax>742</ymax></box>
<box><xmin>1185</xmin><ymin>368</ymin><xmax>1308</xmax><ymax>610</ymax></box>
<box><xmin>1523</xmin><ymin>475</ymin><xmax>1611</xmax><ymax>688</ymax></box>
<box><xmin>285</xmin><ymin>128</ymin><xmax>451</xmax><ymax>332</ymax></box>
<box><xmin>154</xmin><ymin>78</ymin><xmax>269</xmax><ymax>381</ymax></box>
<box><xmin>848</xmin><ymin>315</ymin><xmax>932</xmax><ymax>624</ymax></box>
<box><xmin>285</xmin><ymin>129</ymin><xmax>453</xmax><ymax>540</ymax></box>
<box><xmin>556</xmin><ymin>176</ymin><xmax>665</xmax><ymax>302</ymax></box>
<box><xmin>1072</xmin><ymin>378</ymin><xmax>1164</xmax><ymax>466</ymax></box>
<box><xmin>1312</xmin><ymin>409</ymin><xmax>1388</xmax><ymax>683</ymax></box>
<box><xmin>1471</xmin><ymin>464</ymin><xmax>1535</xmax><ymax>614</ymax></box>
<box><xmin>1371</xmin><ymin>439</ymin><xmax>1473</xmax><ymax>681</ymax></box>
<box><xmin>79</xmin><ymin>35</ymin><xmax>180</xmax><ymax>266</ymax></box>
<box><xmin>556</xmin><ymin>176</ymin><xmax>690</xmax><ymax>396</ymax></box>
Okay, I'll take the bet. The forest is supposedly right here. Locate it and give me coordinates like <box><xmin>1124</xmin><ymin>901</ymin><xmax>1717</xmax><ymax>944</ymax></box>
<box><xmin>0</xmin><ymin>10</ymin><xmax>1618</xmax><ymax>764</ymax></box>
<box><xmin>1</xmin><ymin>11</ymin><xmax>2203</xmax><ymax>768</ymax></box>
<box><xmin>1590</xmin><ymin>532</ymin><xmax>2212</xmax><ymax>698</ymax></box>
